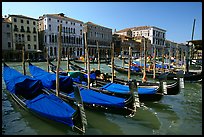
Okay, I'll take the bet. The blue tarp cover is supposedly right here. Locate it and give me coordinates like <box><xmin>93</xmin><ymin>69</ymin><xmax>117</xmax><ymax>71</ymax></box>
<box><xmin>29</xmin><ymin>64</ymin><xmax>127</xmax><ymax>108</ymax></box>
<box><xmin>29</xmin><ymin>64</ymin><xmax>73</xmax><ymax>93</ymax></box>
<box><xmin>3</xmin><ymin>65</ymin><xmax>43</xmax><ymax>97</ymax></box>
<box><xmin>101</xmin><ymin>83</ymin><xmax>157</xmax><ymax>94</ymax></box>
<box><xmin>26</xmin><ymin>94</ymin><xmax>75</xmax><ymax>126</ymax></box>
<box><xmin>3</xmin><ymin>65</ymin><xmax>75</xmax><ymax>127</ymax></box>
<box><xmin>68</xmin><ymin>88</ymin><xmax>125</xmax><ymax>108</ymax></box>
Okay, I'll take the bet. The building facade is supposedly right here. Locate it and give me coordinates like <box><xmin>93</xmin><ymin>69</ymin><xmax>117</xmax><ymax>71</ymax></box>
<box><xmin>7</xmin><ymin>14</ymin><xmax>39</xmax><ymax>61</ymax></box>
<box><xmin>84</xmin><ymin>21</ymin><xmax>112</xmax><ymax>58</ymax></box>
<box><xmin>38</xmin><ymin>13</ymin><xmax>84</xmax><ymax>59</ymax></box>
<box><xmin>116</xmin><ymin>26</ymin><xmax>166</xmax><ymax>57</ymax></box>
<box><xmin>2</xmin><ymin>17</ymin><xmax>13</xmax><ymax>61</ymax></box>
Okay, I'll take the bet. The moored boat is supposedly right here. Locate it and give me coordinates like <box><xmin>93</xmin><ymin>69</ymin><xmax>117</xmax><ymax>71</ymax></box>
<box><xmin>28</xmin><ymin>62</ymin><xmax>139</xmax><ymax>117</ymax></box>
<box><xmin>2</xmin><ymin>63</ymin><xmax>86</xmax><ymax>133</ymax></box>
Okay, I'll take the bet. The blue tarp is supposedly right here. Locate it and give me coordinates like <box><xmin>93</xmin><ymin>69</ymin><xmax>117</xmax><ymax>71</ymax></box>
<box><xmin>101</xmin><ymin>83</ymin><xmax>157</xmax><ymax>95</ymax></box>
<box><xmin>68</xmin><ymin>88</ymin><xmax>126</xmax><ymax>108</ymax></box>
<box><xmin>3</xmin><ymin>65</ymin><xmax>76</xmax><ymax>127</ymax></box>
<box><xmin>26</xmin><ymin>94</ymin><xmax>75</xmax><ymax>126</ymax></box>
<box><xmin>29</xmin><ymin>64</ymin><xmax>127</xmax><ymax>108</ymax></box>
<box><xmin>29</xmin><ymin>64</ymin><xmax>74</xmax><ymax>93</ymax></box>
<box><xmin>131</xmin><ymin>66</ymin><xmax>141</xmax><ymax>72</ymax></box>
<box><xmin>3</xmin><ymin>65</ymin><xmax>43</xmax><ymax>98</ymax></box>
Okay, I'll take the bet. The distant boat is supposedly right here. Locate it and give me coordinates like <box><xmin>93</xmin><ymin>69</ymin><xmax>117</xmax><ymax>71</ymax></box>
<box><xmin>2</xmin><ymin>63</ymin><xmax>86</xmax><ymax>133</ymax></box>
<box><xmin>73</xmin><ymin>59</ymin><xmax>110</xmax><ymax>64</ymax></box>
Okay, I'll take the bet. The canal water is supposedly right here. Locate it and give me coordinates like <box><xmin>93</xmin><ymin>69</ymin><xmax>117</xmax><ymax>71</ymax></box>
<box><xmin>2</xmin><ymin>59</ymin><xmax>202</xmax><ymax>135</ymax></box>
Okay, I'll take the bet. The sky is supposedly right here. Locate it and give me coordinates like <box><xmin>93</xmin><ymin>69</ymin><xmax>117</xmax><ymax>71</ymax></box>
<box><xmin>2</xmin><ymin>2</ymin><xmax>202</xmax><ymax>44</ymax></box>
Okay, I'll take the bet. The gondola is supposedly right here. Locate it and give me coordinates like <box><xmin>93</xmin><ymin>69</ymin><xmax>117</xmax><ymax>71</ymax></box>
<box><xmin>67</xmin><ymin>61</ymin><xmax>183</xmax><ymax>95</ymax></box>
<box><xmin>49</xmin><ymin>62</ymin><xmax>165</xmax><ymax>102</ymax></box>
<box><xmin>113</xmin><ymin>64</ymin><xmax>202</xmax><ymax>82</ymax></box>
<box><xmin>28</xmin><ymin>62</ymin><xmax>139</xmax><ymax>117</ymax></box>
<box><xmin>2</xmin><ymin>63</ymin><xmax>86</xmax><ymax>134</ymax></box>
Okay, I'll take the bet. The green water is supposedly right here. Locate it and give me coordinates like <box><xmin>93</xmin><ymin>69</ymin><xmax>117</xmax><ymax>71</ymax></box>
<box><xmin>2</xmin><ymin>59</ymin><xmax>202</xmax><ymax>135</ymax></box>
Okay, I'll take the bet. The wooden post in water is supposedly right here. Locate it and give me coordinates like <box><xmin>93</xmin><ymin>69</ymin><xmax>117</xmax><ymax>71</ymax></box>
<box><xmin>176</xmin><ymin>44</ymin><xmax>179</xmax><ymax>67</ymax></box>
<box><xmin>46</xmin><ymin>47</ymin><xmax>49</xmax><ymax>72</ymax></box>
<box><xmin>161</xmin><ymin>46</ymin><xmax>165</xmax><ymax>73</ymax></box>
<box><xmin>83</xmin><ymin>33</ymin><xmax>87</xmax><ymax>71</ymax></box>
<box><xmin>181</xmin><ymin>48</ymin><xmax>184</xmax><ymax>70</ymax></box>
<box><xmin>84</xmin><ymin>32</ymin><xmax>90</xmax><ymax>89</ymax></box>
<box><xmin>22</xmin><ymin>45</ymin><xmax>26</xmax><ymax>75</ymax></box>
<box><xmin>56</xmin><ymin>24</ymin><xmax>62</xmax><ymax>97</ymax></box>
<box><xmin>97</xmin><ymin>41</ymin><xmax>100</xmax><ymax>70</ymax></box>
<box><xmin>122</xmin><ymin>48</ymin><xmax>124</xmax><ymax>68</ymax></box>
<box><xmin>111</xmin><ymin>42</ymin><xmax>114</xmax><ymax>83</ymax></box>
<box><xmin>153</xmin><ymin>45</ymin><xmax>156</xmax><ymax>79</ymax></box>
<box><xmin>169</xmin><ymin>44</ymin><xmax>172</xmax><ymax>70</ymax></box>
<box><xmin>128</xmin><ymin>46</ymin><xmax>132</xmax><ymax>81</ymax></box>
<box><xmin>183</xmin><ymin>53</ymin><xmax>186</xmax><ymax>74</ymax></box>
<box><xmin>142</xmin><ymin>38</ymin><xmax>147</xmax><ymax>82</ymax></box>
<box><xmin>140</xmin><ymin>43</ymin><xmax>142</xmax><ymax>66</ymax></box>
<box><xmin>67</xmin><ymin>47</ymin><xmax>70</xmax><ymax>72</ymax></box>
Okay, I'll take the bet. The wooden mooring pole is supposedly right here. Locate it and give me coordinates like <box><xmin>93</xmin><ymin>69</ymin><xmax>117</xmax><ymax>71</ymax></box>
<box><xmin>97</xmin><ymin>41</ymin><xmax>100</xmax><ymax>70</ymax></box>
<box><xmin>56</xmin><ymin>24</ymin><xmax>62</xmax><ymax>97</ymax></box>
<box><xmin>22</xmin><ymin>45</ymin><xmax>26</xmax><ymax>75</ymax></box>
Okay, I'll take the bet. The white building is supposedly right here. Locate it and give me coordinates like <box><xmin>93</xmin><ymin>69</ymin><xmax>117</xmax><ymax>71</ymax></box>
<box><xmin>38</xmin><ymin>13</ymin><xmax>84</xmax><ymax>59</ymax></box>
<box><xmin>116</xmin><ymin>26</ymin><xmax>166</xmax><ymax>56</ymax></box>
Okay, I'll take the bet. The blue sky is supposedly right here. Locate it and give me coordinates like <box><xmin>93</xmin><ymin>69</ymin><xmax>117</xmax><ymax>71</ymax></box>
<box><xmin>2</xmin><ymin>2</ymin><xmax>202</xmax><ymax>43</ymax></box>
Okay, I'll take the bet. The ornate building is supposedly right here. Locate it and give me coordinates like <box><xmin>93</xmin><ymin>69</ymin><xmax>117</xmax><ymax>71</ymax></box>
<box><xmin>38</xmin><ymin>13</ymin><xmax>84</xmax><ymax>59</ymax></box>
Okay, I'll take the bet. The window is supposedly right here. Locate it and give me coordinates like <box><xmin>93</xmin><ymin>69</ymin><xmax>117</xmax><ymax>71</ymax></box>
<box><xmin>57</xmin><ymin>26</ymin><xmax>59</xmax><ymax>32</ymax></box>
<box><xmin>28</xmin><ymin>44</ymin><xmax>31</xmax><ymax>49</ymax></box>
<box><xmin>27</xmin><ymin>20</ymin><xmax>29</xmax><ymax>24</ymax></box>
<box><xmin>7</xmin><ymin>24</ymin><xmax>10</xmax><ymax>28</ymax></box>
<box><xmin>8</xmin><ymin>42</ymin><xmax>11</xmax><ymax>48</ymax></box>
<box><xmin>21</xmin><ymin>26</ymin><xmax>25</xmax><ymax>32</ymax></box>
<box><xmin>34</xmin><ymin>44</ymin><xmax>37</xmax><ymax>49</ymax></box>
<box><xmin>27</xmin><ymin>27</ymin><xmax>30</xmax><ymax>32</ymax></box>
<box><xmin>49</xmin><ymin>35</ymin><xmax>51</xmax><ymax>42</ymax></box>
<box><xmin>73</xmin><ymin>28</ymin><xmax>75</xmax><ymax>34</ymax></box>
<box><xmin>49</xmin><ymin>24</ymin><xmax>51</xmax><ymax>31</ymax></box>
<box><xmin>14</xmin><ymin>25</ymin><xmax>18</xmax><ymax>31</ymax></box>
<box><xmin>14</xmin><ymin>18</ymin><xmax>17</xmax><ymax>22</ymax></box>
<box><xmin>21</xmin><ymin>19</ymin><xmax>23</xmax><ymax>23</ymax></box>
<box><xmin>57</xmin><ymin>20</ymin><xmax>59</xmax><ymax>22</ymax></box>
<box><xmin>33</xmin><ymin>21</ymin><xmax>36</xmax><ymax>25</ymax></box>
<box><xmin>27</xmin><ymin>35</ymin><xmax>30</xmax><ymax>41</ymax></box>
<box><xmin>34</xmin><ymin>35</ymin><xmax>37</xmax><ymax>41</ymax></box>
<box><xmin>33</xmin><ymin>27</ymin><xmax>36</xmax><ymax>33</ymax></box>
<box><xmin>49</xmin><ymin>18</ymin><xmax>51</xmax><ymax>21</ymax></box>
